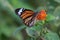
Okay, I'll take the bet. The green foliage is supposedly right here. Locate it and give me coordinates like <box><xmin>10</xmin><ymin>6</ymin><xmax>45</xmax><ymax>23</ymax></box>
<box><xmin>0</xmin><ymin>0</ymin><xmax>60</xmax><ymax>40</ymax></box>
<box><xmin>26</xmin><ymin>27</ymin><xmax>39</xmax><ymax>38</ymax></box>
<box><xmin>46</xmin><ymin>14</ymin><xmax>56</xmax><ymax>22</ymax></box>
<box><xmin>44</xmin><ymin>31</ymin><xmax>60</xmax><ymax>40</ymax></box>
<box><xmin>54</xmin><ymin>0</ymin><xmax>60</xmax><ymax>3</ymax></box>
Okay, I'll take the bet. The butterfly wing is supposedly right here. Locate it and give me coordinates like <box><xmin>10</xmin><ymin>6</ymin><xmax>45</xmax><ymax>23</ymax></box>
<box><xmin>15</xmin><ymin>8</ymin><xmax>35</xmax><ymax>27</ymax></box>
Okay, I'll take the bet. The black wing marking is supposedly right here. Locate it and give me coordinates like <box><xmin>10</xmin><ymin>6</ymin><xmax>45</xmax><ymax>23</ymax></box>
<box><xmin>15</xmin><ymin>8</ymin><xmax>36</xmax><ymax>27</ymax></box>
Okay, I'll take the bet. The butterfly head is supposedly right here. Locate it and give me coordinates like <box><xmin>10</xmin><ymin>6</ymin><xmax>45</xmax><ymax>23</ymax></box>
<box><xmin>36</xmin><ymin>10</ymin><xmax>47</xmax><ymax>20</ymax></box>
<box><xmin>15</xmin><ymin>8</ymin><xmax>25</xmax><ymax>16</ymax></box>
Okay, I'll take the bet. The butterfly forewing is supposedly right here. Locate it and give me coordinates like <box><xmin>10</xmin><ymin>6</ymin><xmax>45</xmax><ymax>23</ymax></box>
<box><xmin>15</xmin><ymin>8</ymin><xmax>35</xmax><ymax>27</ymax></box>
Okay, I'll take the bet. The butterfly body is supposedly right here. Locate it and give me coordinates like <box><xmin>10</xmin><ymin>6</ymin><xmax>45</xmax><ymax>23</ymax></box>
<box><xmin>15</xmin><ymin>8</ymin><xmax>46</xmax><ymax>27</ymax></box>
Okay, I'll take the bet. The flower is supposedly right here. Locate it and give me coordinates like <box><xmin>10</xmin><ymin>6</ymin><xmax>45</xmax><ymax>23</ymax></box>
<box><xmin>36</xmin><ymin>10</ymin><xmax>47</xmax><ymax>20</ymax></box>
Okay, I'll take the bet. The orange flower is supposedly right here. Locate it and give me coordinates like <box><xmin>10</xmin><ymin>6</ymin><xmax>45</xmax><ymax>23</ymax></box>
<box><xmin>36</xmin><ymin>10</ymin><xmax>47</xmax><ymax>20</ymax></box>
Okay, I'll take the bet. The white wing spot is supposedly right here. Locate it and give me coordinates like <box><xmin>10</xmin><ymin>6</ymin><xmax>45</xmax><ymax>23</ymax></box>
<box><xmin>18</xmin><ymin>8</ymin><xmax>23</xmax><ymax>15</ymax></box>
<box><xmin>29</xmin><ymin>21</ymin><xmax>34</xmax><ymax>26</ymax></box>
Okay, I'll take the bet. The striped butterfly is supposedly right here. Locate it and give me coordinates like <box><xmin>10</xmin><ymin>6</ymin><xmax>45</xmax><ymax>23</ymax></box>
<box><xmin>15</xmin><ymin>8</ymin><xmax>46</xmax><ymax>27</ymax></box>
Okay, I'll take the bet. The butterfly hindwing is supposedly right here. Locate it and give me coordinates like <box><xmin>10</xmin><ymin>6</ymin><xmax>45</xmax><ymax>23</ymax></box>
<box><xmin>15</xmin><ymin>8</ymin><xmax>35</xmax><ymax>27</ymax></box>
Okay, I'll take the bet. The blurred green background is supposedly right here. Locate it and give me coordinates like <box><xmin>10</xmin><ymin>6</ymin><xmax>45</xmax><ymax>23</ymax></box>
<box><xmin>0</xmin><ymin>0</ymin><xmax>60</xmax><ymax>40</ymax></box>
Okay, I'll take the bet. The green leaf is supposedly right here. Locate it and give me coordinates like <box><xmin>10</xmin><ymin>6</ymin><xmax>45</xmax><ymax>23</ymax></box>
<box><xmin>44</xmin><ymin>31</ymin><xmax>60</xmax><ymax>40</ymax></box>
<box><xmin>53</xmin><ymin>6</ymin><xmax>60</xmax><ymax>19</ymax></box>
<box><xmin>46</xmin><ymin>14</ymin><xmax>56</xmax><ymax>22</ymax></box>
<box><xmin>26</xmin><ymin>27</ymin><xmax>39</xmax><ymax>38</ymax></box>
<box><xmin>54</xmin><ymin>0</ymin><xmax>60</xmax><ymax>3</ymax></box>
<box><xmin>13</xmin><ymin>25</ymin><xmax>26</xmax><ymax>36</ymax></box>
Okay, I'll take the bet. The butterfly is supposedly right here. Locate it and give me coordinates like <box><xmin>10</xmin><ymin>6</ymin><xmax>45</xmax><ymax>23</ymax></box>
<box><xmin>15</xmin><ymin>8</ymin><xmax>46</xmax><ymax>27</ymax></box>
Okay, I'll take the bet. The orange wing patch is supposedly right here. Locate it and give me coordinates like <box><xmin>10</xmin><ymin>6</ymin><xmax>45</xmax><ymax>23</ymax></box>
<box><xmin>22</xmin><ymin>14</ymin><xmax>32</xmax><ymax>19</ymax></box>
<box><xmin>21</xmin><ymin>11</ymin><xmax>34</xmax><ymax>19</ymax></box>
<box><xmin>15</xmin><ymin>8</ymin><xmax>35</xmax><ymax>27</ymax></box>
